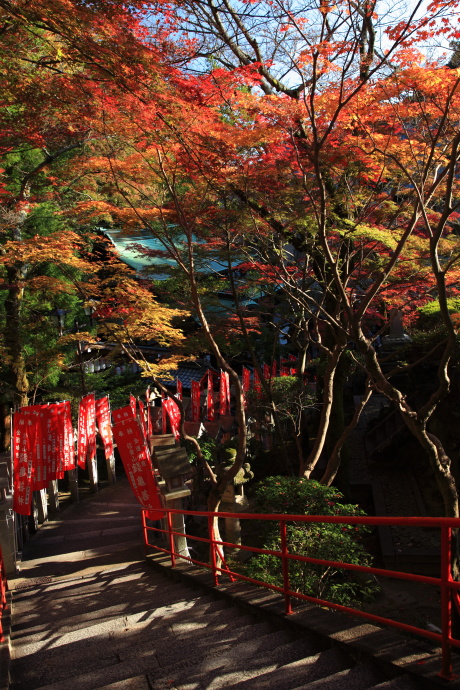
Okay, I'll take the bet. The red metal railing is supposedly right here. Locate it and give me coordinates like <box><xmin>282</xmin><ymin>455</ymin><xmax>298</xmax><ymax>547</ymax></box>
<box><xmin>0</xmin><ymin>545</ymin><xmax>8</xmax><ymax>643</ymax></box>
<box><xmin>142</xmin><ymin>509</ymin><xmax>460</xmax><ymax>681</ymax></box>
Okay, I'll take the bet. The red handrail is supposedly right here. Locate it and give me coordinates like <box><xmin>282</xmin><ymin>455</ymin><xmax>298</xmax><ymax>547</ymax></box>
<box><xmin>142</xmin><ymin>508</ymin><xmax>460</xmax><ymax>681</ymax></box>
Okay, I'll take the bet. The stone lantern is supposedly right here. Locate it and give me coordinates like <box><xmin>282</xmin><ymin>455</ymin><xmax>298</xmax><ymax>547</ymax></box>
<box><xmin>153</xmin><ymin>442</ymin><xmax>192</xmax><ymax>558</ymax></box>
<box><xmin>216</xmin><ymin>448</ymin><xmax>253</xmax><ymax>554</ymax></box>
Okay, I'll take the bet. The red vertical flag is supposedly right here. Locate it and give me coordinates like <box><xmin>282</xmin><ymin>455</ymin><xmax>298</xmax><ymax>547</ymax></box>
<box><xmin>163</xmin><ymin>397</ymin><xmax>181</xmax><ymax>441</ymax></box>
<box><xmin>254</xmin><ymin>369</ymin><xmax>262</xmax><ymax>394</ymax></box>
<box><xmin>13</xmin><ymin>411</ymin><xmax>36</xmax><ymax>515</ymax></box>
<box><xmin>289</xmin><ymin>354</ymin><xmax>296</xmax><ymax>362</ymax></box>
<box><xmin>263</xmin><ymin>364</ymin><xmax>270</xmax><ymax>380</ymax></box>
<box><xmin>207</xmin><ymin>370</ymin><xmax>215</xmax><ymax>421</ymax></box>
<box><xmin>63</xmin><ymin>401</ymin><xmax>75</xmax><ymax>472</ymax></box>
<box><xmin>129</xmin><ymin>394</ymin><xmax>137</xmax><ymax>417</ymax></box>
<box><xmin>161</xmin><ymin>399</ymin><xmax>167</xmax><ymax>434</ymax></box>
<box><xmin>138</xmin><ymin>400</ymin><xmax>147</xmax><ymax>441</ymax></box>
<box><xmin>176</xmin><ymin>378</ymin><xmax>183</xmax><ymax>401</ymax></box>
<box><xmin>242</xmin><ymin>367</ymin><xmax>251</xmax><ymax>408</ymax></box>
<box><xmin>43</xmin><ymin>403</ymin><xmax>68</xmax><ymax>481</ymax></box>
<box><xmin>191</xmin><ymin>380</ymin><xmax>200</xmax><ymax>422</ymax></box>
<box><xmin>78</xmin><ymin>393</ymin><xmax>96</xmax><ymax>469</ymax></box>
<box><xmin>96</xmin><ymin>396</ymin><xmax>114</xmax><ymax>461</ymax></box>
<box><xmin>112</xmin><ymin>417</ymin><xmax>164</xmax><ymax>519</ymax></box>
<box><xmin>20</xmin><ymin>404</ymin><xmax>46</xmax><ymax>489</ymax></box>
<box><xmin>145</xmin><ymin>387</ymin><xmax>152</xmax><ymax>439</ymax></box>
<box><xmin>112</xmin><ymin>404</ymin><xmax>135</xmax><ymax>424</ymax></box>
<box><xmin>219</xmin><ymin>371</ymin><xmax>230</xmax><ymax>416</ymax></box>
<box><xmin>87</xmin><ymin>394</ymin><xmax>96</xmax><ymax>468</ymax></box>
<box><xmin>242</xmin><ymin>367</ymin><xmax>251</xmax><ymax>392</ymax></box>
<box><xmin>77</xmin><ymin>397</ymin><xmax>88</xmax><ymax>469</ymax></box>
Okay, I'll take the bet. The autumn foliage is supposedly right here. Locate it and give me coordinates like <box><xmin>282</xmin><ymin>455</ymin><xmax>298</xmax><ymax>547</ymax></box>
<box><xmin>2</xmin><ymin>0</ymin><xmax>460</xmax><ymax>514</ymax></box>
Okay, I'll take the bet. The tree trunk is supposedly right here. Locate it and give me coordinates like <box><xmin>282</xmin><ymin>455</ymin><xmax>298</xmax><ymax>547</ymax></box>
<box><xmin>301</xmin><ymin>343</ymin><xmax>344</xmax><ymax>478</ymax></box>
<box><xmin>321</xmin><ymin>382</ymin><xmax>372</xmax><ymax>486</ymax></box>
<box><xmin>359</xmin><ymin>335</ymin><xmax>459</xmax><ymax>518</ymax></box>
<box><xmin>4</xmin><ymin>267</ymin><xmax>29</xmax><ymax>408</ymax></box>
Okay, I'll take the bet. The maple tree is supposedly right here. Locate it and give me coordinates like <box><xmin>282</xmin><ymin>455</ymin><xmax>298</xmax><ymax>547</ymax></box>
<box><xmin>0</xmin><ymin>0</ymin><xmax>171</xmax><ymax>417</ymax></box>
<box><xmin>224</xmin><ymin>59</ymin><xmax>460</xmax><ymax>518</ymax></box>
<box><xmin>2</xmin><ymin>0</ymin><xmax>460</xmax><ymax>524</ymax></box>
<box><xmin>73</xmin><ymin>0</ymin><xmax>460</xmax><ymax>523</ymax></box>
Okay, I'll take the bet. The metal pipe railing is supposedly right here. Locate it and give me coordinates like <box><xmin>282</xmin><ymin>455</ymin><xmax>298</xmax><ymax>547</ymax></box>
<box><xmin>143</xmin><ymin>508</ymin><xmax>460</xmax><ymax>681</ymax></box>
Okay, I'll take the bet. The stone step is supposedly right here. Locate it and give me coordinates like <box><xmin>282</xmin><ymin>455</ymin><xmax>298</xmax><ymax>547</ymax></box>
<box><xmin>29</xmin><ymin>524</ymin><xmax>142</xmax><ymax>545</ymax></box>
<box><xmin>17</xmin><ymin>617</ymin><xmax>281</xmax><ymax>690</ymax></box>
<box><xmin>12</xmin><ymin>591</ymin><xmax>228</xmax><ymax>652</ymax></box>
<box><xmin>96</xmin><ymin>678</ymin><xmax>150</xmax><ymax>690</ymax></box>
<box><xmin>203</xmin><ymin>648</ymin><xmax>352</xmax><ymax>690</ymax></box>
<box><xmin>12</xmin><ymin>600</ymin><xmax>277</xmax><ymax>688</ymax></box>
<box><xmin>371</xmin><ymin>677</ymin><xmax>422</xmax><ymax>689</ymax></box>
<box><xmin>20</xmin><ymin>528</ymin><xmax>143</xmax><ymax>559</ymax></box>
<box><xmin>225</xmin><ymin>649</ymin><xmax>382</xmax><ymax>690</ymax></box>
<box><xmin>292</xmin><ymin>664</ymin><xmax>383</xmax><ymax>689</ymax></box>
<box><xmin>149</xmin><ymin>636</ymin><xmax>328</xmax><ymax>690</ymax></box>
<box><xmin>12</xmin><ymin>563</ymin><xmax>200</xmax><ymax>612</ymax></box>
<box><xmin>12</xmin><ymin>583</ymin><xmax>234</xmax><ymax>651</ymax></box>
<box><xmin>13</xmin><ymin>541</ymin><xmax>146</xmax><ymax>582</ymax></box>
<box><xmin>372</xmin><ymin>675</ymin><xmax>427</xmax><ymax>690</ymax></box>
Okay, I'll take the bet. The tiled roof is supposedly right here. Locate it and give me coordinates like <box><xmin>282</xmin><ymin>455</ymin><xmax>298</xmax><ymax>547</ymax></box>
<box><xmin>158</xmin><ymin>363</ymin><xmax>219</xmax><ymax>390</ymax></box>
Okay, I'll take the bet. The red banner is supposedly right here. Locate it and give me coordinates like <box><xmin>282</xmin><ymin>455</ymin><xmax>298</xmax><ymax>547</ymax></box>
<box><xmin>63</xmin><ymin>401</ymin><xmax>75</xmax><ymax>472</ymax></box>
<box><xmin>242</xmin><ymin>367</ymin><xmax>251</xmax><ymax>392</ymax></box>
<box><xmin>43</xmin><ymin>403</ymin><xmax>66</xmax><ymax>481</ymax></box>
<box><xmin>112</xmin><ymin>418</ymin><xmax>164</xmax><ymax>519</ymax></box>
<box><xmin>242</xmin><ymin>367</ymin><xmax>251</xmax><ymax>407</ymax></box>
<box><xmin>191</xmin><ymin>380</ymin><xmax>200</xmax><ymax>422</ymax></box>
<box><xmin>86</xmin><ymin>394</ymin><xmax>96</xmax><ymax>471</ymax></box>
<box><xmin>145</xmin><ymin>387</ymin><xmax>152</xmax><ymax>439</ymax></box>
<box><xmin>263</xmin><ymin>364</ymin><xmax>270</xmax><ymax>380</ymax></box>
<box><xmin>78</xmin><ymin>393</ymin><xmax>96</xmax><ymax>469</ymax></box>
<box><xmin>96</xmin><ymin>397</ymin><xmax>114</xmax><ymax>461</ymax></box>
<box><xmin>219</xmin><ymin>371</ymin><xmax>230</xmax><ymax>416</ymax></box>
<box><xmin>112</xmin><ymin>405</ymin><xmax>135</xmax><ymax>424</ymax></box>
<box><xmin>290</xmin><ymin>367</ymin><xmax>297</xmax><ymax>376</ymax></box>
<box><xmin>207</xmin><ymin>370</ymin><xmax>215</xmax><ymax>421</ymax></box>
<box><xmin>13</xmin><ymin>401</ymin><xmax>75</xmax><ymax>513</ymax></box>
<box><xmin>176</xmin><ymin>378</ymin><xmax>182</xmax><ymax>401</ymax></box>
<box><xmin>254</xmin><ymin>369</ymin><xmax>262</xmax><ymax>394</ymax></box>
<box><xmin>280</xmin><ymin>366</ymin><xmax>289</xmax><ymax>376</ymax></box>
<box><xmin>26</xmin><ymin>402</ymin><xmax>74</xmax><ymax>485</ymax></box>
<box><xmin>138</xmin><ymin>399</ymin><xmax>147</xmax><ymax>441</ymax></box>
<box><xmin>13</xmin><ymin>410</ymin><xmax>36</xmax><ymax>515</ymax></box>
<box><xmin>162</xmin><ymin>397</ymin><xmax>181</xmax><ymax>441</ymax></box>
<box><xmin>130</xmin><ymin>394</ymin><xmax>137</xmax><ymax>417</ymax></box>
<box><xmin>162</xmin><ymin>400</ymin><xmax>167</xmax><ymax>434</ymax></box>
<box><xmin>19</xmin><ymin>405</ymin><xmax>44</xmax><ymax>489</ymax></box>
<box><xmin>289</xmin><ymin>354</ymin><xmax>296</xmax><ymax>362</ymax></box>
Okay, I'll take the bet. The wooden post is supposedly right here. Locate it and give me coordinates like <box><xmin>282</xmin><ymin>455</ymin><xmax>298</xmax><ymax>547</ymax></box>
<box><xmin>88</xmin><ymin>450</ymin><xmax>98</xmax><ymax>492</ymax></box>
<box><xmin>106</xmin><ymin>453</ymin><xmax>116</xmax><ymax>485</ymax></box>
<box><xmin>36</xmin><ymin>488</ymin><xmax>48</xmax><ymax>523</ymax></box>
<box><xmin>48</xmin><ymin>480</ymin><xmax>60</xmax><ymax>512</ymax></box>
<box><xmin>67</xmin><ymin>468</ymin><xmax>79</xmax><ymax>502</ymax></box>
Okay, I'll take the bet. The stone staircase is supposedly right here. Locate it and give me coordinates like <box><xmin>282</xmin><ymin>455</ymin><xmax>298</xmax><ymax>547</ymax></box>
<box><xmin>6</xmin><ymin>479</ymin><xmax>459</xmax><ymax>690</ymax></box>
<box><xmin>10</xmin><ymin>562</ymin><xmax>421</xmax><ymax>690</ymax></box>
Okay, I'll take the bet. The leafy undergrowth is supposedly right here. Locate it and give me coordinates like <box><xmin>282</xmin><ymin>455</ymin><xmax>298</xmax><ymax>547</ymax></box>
<box><xmin>227</xmin><ymin>477</ymin><xmax>379</xmax><ymax>608</ymax></box>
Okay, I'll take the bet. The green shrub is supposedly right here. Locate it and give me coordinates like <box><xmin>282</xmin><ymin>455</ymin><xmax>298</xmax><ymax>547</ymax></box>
<box><xmin>243</xmin><ymin>476</ymin><xmax>377</xmax><ymax>607</ymax></box>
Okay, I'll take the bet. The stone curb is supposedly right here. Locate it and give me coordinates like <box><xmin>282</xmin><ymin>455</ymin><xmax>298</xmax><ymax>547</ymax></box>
<box><xmin>146</xmin><ymin>552</ymin><xmax>460</xmax><ymax>689</ymax></box>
